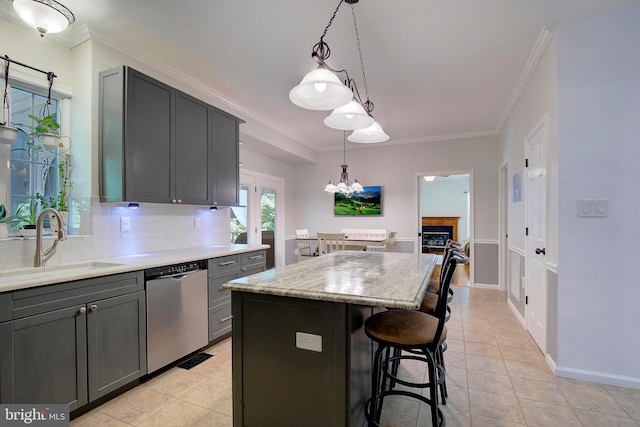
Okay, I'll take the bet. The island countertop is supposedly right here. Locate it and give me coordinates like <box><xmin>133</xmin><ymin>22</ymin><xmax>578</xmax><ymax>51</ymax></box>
<box><xmin>223</xmin><ymin>251</ymin><xmax>437</xmax><ymax>309</ymax></box>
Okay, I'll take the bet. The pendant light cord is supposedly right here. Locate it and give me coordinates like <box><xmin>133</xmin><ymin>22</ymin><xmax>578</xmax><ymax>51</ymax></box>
<box><xmin>351</xmin><ymin>5</ymin><xmax>374</xmax><ymax>113</ymax></box>
<box><xmin>313</xmin><ymin>0</ymin><xmax>346</xmax><ymax>61</ymax></box>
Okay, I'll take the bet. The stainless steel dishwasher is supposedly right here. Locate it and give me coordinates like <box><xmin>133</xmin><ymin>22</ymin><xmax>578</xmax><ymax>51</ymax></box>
<box><xmin>145</xmin><ymin>260</ymin><xmax>208</xmax><ymax>373</ymax></box>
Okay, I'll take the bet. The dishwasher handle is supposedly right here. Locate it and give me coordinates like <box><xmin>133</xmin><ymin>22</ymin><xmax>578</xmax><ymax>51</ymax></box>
<box><xmin>157</xmin><ymin>270</ymin><xmax>205</xmax><ymax>280</ymax></box>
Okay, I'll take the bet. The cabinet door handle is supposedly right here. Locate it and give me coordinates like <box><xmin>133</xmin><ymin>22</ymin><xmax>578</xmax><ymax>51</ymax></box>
<box><xmin>219</xmin><ymin>260</ymin><xmax>237</xmax><ymax>266</ymax></box>
<box><xmin>241</xmin><ymin>267</ymin><xmax>246</xmax><ymax>272</ymax></box>
<box><xmin>171</xmin><ymin>199</ymin><xmax>177</xmax><ymax>204</ymax></box>
<box><xmin>249</xmin><ymin>255</ymin><xmax>263</xmax><ymax>260</ymax></box>
<box><xmin>177</xmin><ymin>199</ymin><xmax>182</xmax><ymax>204</ymax></box>
<box><xmin>89</xmin><ymin>304</ymin><xmax>98</xmax><ymax>312</ymax></box>
<box><xmin>77</xmin><ymin>306</ymin><xmax>86</xmax><ymax>315</ymax></box>
<box><xmin>220</xmin><ymin>315</ymin><xmax>233</xmax><ymax>323</ymax></box>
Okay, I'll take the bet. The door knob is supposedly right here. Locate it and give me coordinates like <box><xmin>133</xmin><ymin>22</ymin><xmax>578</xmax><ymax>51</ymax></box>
<box><xmin>535</xmin><ymin>248</ymin><xmax>546</xmax><ymax>255</ymax></box>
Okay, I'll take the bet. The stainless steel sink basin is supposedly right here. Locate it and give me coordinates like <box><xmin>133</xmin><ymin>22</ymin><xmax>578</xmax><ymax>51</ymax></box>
<box><xmin>0</xmin><ymin>261</ymin><xmax>124</xmax><ymax>279</ymax></box>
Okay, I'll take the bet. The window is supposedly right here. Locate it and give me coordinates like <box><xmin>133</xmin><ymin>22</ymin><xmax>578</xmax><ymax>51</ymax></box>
<box><xmin>2</xmin><ymin>81</ymin><xmax>68</xmax><ymax>233</ymax></box>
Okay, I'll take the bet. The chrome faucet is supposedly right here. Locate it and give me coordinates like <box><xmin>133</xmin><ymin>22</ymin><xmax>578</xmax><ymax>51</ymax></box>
<box><xmin>34</xmin><ymin>208</ymin><xmax>66</xmax><ymax>267</ymax></box>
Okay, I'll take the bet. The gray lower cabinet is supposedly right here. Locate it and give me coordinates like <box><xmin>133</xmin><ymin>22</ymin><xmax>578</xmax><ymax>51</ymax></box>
<box><xmin>0</xmin><ymin>272</ymin><xmax>146</xmax><ymax>411</ymax></box>
<box><xmin>208</xmin><ymin>250</ymin><xmax>266</xmax><ymax>343</ymax></box>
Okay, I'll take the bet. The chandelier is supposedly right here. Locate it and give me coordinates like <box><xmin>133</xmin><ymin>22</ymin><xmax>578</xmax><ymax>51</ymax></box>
<box><xmin>324</xmin><ymin>132</ymin><xmax>363</xmax><ymax>195</ymax></box>
<box><xmin>289</xmin><ymin>0</ymin><xmax>389</xmax><ymax>143</ymax></box>
<box><xmin>12</xmin><ymin>0</ymin><xmax>75</xmax><ymax>37</ymax></box>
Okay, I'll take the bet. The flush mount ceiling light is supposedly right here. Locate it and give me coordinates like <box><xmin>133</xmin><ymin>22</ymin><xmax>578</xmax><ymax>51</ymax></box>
<box><xmin>12</xmin><ymin>0</ymin><xmax>76</xmax><ymax>37</ymax></box>
<box><xmin>290</xmin><ymin>0</ymin><xmax>389</xmax><ymax>139</ymax></box>
<box><xmin>324</xmin><ymin>132</ymin><xmax>363</xmax><ymax>195</ymax></box>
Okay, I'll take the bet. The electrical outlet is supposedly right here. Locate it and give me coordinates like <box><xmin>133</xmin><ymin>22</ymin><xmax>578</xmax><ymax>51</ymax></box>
<box><xmin>296</xmin><ymin>332</ymin><xmax>322</xmax><ymax>352</ymax></box>
<box><xmin>121</xmin><ymin>216</ymin><xmax>131</xmax><ymax>232</ymax></box>
<box><xmin>194</xmin><ymin>217</ymin><xmax>201</xmax><ymax>230</ymax></box>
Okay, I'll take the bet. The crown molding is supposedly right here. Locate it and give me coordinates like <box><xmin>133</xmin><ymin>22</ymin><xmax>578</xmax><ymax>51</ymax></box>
<box><xmin>495</xmin><ymin>25</ymin><xmax>555</xmax><ymax>134</ymax></box>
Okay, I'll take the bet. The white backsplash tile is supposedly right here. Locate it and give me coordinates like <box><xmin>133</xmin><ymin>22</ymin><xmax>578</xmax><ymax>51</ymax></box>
<box><xmin>0</xmin><ymin>198</ymin><xmax>231</xmax><ymax>270</ymax></box>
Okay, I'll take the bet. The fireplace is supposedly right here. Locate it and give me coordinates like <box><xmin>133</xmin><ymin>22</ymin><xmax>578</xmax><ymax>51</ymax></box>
<box><xmin>422</xmin><ymin>216</ymin><xmax>459</xmax><ymax>253</ymax></box>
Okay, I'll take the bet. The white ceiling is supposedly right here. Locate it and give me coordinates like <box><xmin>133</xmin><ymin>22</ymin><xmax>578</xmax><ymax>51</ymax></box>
<box><xmin>4</xmin><ymin>0</ymin><xmax>640</xmax><ymax>164</ymax></box>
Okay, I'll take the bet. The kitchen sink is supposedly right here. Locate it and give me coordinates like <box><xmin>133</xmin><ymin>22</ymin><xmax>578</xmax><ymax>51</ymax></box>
<box><xmin>0</xmin><ymin>261</ymin><xmax>125</xmax><ymax>279</ymax></box>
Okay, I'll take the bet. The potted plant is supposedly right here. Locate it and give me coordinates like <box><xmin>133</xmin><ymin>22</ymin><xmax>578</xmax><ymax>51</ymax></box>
<box><xmin>2</xmin><ymin>199</ymin><xmax>39</xmax><ymax>237</ymax></box>
<box><xmin>0</xmin><ymin>204</ymin><xmax>10</xmax><ymax>238</ymax></box>
<box><xmin>36</xmin><ymin>152</ymin><xmax>73</xmax><ymax>234</ymax></box>
<box><xmin>28</xmin><ymin>113</ymin><xmax>60</xmax><ymax>149</ymax></box>
<box><xmin>0</xmin><ymin>58</ymin><xmax>19</xmax><ymax>145</ymax></box>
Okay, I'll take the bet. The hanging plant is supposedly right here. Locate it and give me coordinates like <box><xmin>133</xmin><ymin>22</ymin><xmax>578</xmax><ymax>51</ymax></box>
<box><xmin>0</xmin><ymin>56</ymin><xmax>19</xmax><ymax>145</ymax></box>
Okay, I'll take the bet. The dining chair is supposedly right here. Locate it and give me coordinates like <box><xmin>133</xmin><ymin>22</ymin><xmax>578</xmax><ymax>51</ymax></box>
<box><xmin>366</xmin><ymin>230</ymin><xmax>397</xmax><ymax>252</ymax></box>
<box><xmin>296</xmin><ymin>228</ymin><xmax>313</xmax><ymax>261</ymax></box>
<box><xmin>317</xmin><ymin>232</ymin><xmax>346</xmax><ymax>255</ymax></box>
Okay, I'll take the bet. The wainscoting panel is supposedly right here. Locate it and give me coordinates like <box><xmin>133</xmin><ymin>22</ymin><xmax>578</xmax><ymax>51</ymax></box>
<box><xmin>474</xmin><ymin>241</ymin><xmax>499</xmax><ymax>286</ymax></box>
<box><xmin>547</xmin><ymin>265</ymin><xmax>558</xmax><ymax>363</ymax></box>
<box><xmin>508</xmin><ymin>248</ymin><xmax>525</xmax><ymax>319</ymax></box>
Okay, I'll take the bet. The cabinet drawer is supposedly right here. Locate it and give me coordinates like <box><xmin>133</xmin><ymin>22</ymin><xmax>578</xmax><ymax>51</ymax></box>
<box><xmin>11</xmin><ymin>271</ymin><xmax>144</xmax><ymax>319</ymax></box>
<box><xmin>241</xmin><ymin>251</ymin><xmax>266</xmax><ymax>271</ymax></box>
<box><xmin>0</xmin><ymin>293</ymin><xmax>10</xmax><ymax>323</ymax></box>
<box><xmin>208</xmin><ymin>272</ymin><xmax>238</xmax><ymax>308</ymax></box>
<box><xmin>208</xmin><ymin>304</ymin><xmax>232</xmax><ymax>342</ymax></box>
<box><xmin>208</xmin><ymin>255</ymin><xmax>241</xmax><ymax>275</ymax></box>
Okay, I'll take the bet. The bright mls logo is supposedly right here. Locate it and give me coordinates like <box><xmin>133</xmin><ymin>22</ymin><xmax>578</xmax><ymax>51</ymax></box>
<box><xmin>0</xmin><ymin>405</ymin><xmax>68</xmax><ymax>426</ymax></box>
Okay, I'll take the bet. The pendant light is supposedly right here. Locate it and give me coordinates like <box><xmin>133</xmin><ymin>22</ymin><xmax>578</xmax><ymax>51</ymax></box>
<box><xmin>289</xmin><ymin>65</ymin><xmax>353</xmax><ymax>111</ymax></box>
<box><xmin>348</xmin><ymin>121</ymin><xmax>390</xmax><ymax>143</ymax></box>
<box><xmin>12</xmin><ymin>0</ymin><xmax>75</xmax><ymax>37</ymax></box>
<box><xmin>324</xmin><ymin>132</ymin><xmax>363</xmax><ymax>195</ymax></box>
<box><xmin>323</xmin><ymin>99</ymin><xmax>374</xmax><ymax>130</ymax></box>
<box><xmin>0</xmin><ymin>57</ymin><xmax>19</xmax><ymax>145</ymax></box>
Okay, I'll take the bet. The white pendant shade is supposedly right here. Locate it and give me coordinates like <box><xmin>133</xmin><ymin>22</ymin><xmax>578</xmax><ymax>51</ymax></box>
<box><xmin>324</xmin><ymin>181</ymin><xmax>338</xmax><ymax>193</ymax></box>
<box><xmin>289</xmin><ymin>67</ymin><xmax>353</xmax><ymax>111</ymax></box>
<box><xmin>347</xmin><ymin>121</ymin><xmax>390</xmax><ymax>143</ymax></box>
<box><xmin>12</xmin><ymin>0</ymin><xmax>75</xmax><ymax>35</ymax></box>
<box><xmin>323</xmin><ymin>100</ymin><xmax>374</xmax><ymax>130</ymax></box>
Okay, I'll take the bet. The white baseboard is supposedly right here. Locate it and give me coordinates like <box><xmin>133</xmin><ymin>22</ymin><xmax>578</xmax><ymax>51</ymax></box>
<box><xmin>555</xmin><ymin>366</ymin><xmax>640</xmax><ymax>390</ymax></box>
<box><xmin>507</xmin><ymin>299</ymin><xmax>526</xmax><ymax>328</ymax></box>
<box><xmin>545</xmin><ymin>354</ymin><xmax>557</xmax><ymax>374</ymax></box>
<box><xmin>473</xmin><ymin>283</ymin><xmax>499</xmax><ymax>289</ymax></box>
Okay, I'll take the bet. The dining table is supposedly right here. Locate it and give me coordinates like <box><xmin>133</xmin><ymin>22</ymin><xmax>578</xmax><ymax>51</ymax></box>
<box><xmin>296</xmin><ymin>234</ymin><xmax>387</xmax><ymax>251</ymax></box>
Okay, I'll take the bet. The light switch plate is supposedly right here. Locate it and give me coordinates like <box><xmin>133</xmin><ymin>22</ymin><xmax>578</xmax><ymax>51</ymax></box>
<box><xmin>296</xmin><ymin>332</ymin><xmax>322</xmax><ymax>352</ymax></box>
<box><xmin>577</xmin><ymin>200</ymin><xmax>608</xmax><ymax>217</ymax></box>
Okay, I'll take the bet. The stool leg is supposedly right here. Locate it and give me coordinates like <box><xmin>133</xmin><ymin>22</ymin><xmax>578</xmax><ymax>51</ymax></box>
<box><xmin>424</xmin><ymin>349</ymin><xmax>440</xmax><ymax>427</ymax></box>
<box><xmin>437</xmin><ymin>343</ymin><xmax>447</xmax><ymax>405</ymax></box>
<box><xmin>367</xmin><ymin>343</ymin><xmax>386</xmax><ymax>426</ymax></box>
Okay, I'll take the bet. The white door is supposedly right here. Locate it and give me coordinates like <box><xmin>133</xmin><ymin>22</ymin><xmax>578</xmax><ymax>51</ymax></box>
<box><xmin>235</xmin><ymin>171</ymin><xmax>285</xmax><ymax>269</ymax></box>
<box><xmin>525</xmin><ymin>117</ymin><xmax>548</xmax><ymax>353</ymax></box>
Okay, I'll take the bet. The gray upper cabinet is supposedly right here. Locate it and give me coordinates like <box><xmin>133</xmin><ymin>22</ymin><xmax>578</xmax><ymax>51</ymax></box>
<box><xmin>100</xmin><ymin>66</ymin><xmax>240</xmax><ymax>206</ymax></box>
<box><xmin>175</xmin><ymin>91</ymin><xmax>212</xmax><ymax>205</ymax></box>
<box><xmin>212</xmin><ymin>108</ymin><xmax>239</xmax><ymax>206</ymax></box>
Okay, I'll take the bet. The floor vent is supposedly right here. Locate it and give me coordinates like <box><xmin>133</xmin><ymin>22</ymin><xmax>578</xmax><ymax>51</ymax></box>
<box><xmin>178</xmin><ymin>353</ymin><xmax>213</xmax><ymax>370</ymax></box>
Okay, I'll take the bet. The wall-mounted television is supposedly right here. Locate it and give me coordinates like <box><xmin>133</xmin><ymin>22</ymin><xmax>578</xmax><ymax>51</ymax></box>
<box><xmin>334</xmin><ymin>186</ymin><xmax>382</xmax><ymax>216</ymax></box>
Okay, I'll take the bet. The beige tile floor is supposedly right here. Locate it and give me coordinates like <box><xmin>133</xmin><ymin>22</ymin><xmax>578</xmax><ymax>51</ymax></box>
<box><xmin>70</xmin><ymin>287</ymin><xmax>640</xmax><ymax>427</ymax></box>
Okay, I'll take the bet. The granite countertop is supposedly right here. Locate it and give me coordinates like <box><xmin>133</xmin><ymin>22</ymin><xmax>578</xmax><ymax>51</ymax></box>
<box><xmin>224</xmin><ymin>251</ymin><xmax>437</xmax><ymax>309</ymax></box>
<box><xmin>0</xmin><ymin>244</ymin><xmax>268</xmax><ymax>293</ymax></box>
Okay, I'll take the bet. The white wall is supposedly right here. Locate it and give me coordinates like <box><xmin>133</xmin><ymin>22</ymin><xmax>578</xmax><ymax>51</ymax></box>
<box><xmin>499</xmin><ymin>35</ymin><xmax>558</xmax><ymax>262</ymax></box>
<box><xmin>420</xmin><ymin>176</ymin><xmax>470</xmax><ymax>241</ymax></box>
<box><xmin>555</xmin><ymin>6</ymin><xmax>640</xmax><ymax>386</ymax></box>
<box><xmin>293</xmin><ymin>136</ymin><xmax>499</xmax><ymax>245</ymax></box>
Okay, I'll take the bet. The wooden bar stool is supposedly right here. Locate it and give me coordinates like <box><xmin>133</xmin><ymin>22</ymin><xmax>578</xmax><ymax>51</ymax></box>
<box><xmin>363</xmin><ymin>256</ymin><xmax>459</xmax><ymax>427</ymax></box>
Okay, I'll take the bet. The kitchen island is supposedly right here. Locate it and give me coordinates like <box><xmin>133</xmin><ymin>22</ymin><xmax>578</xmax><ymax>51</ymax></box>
<box><xmin>223</xmin><ymin>251</ymin><xmax>437</xmax><ymax>427</ymax></box>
